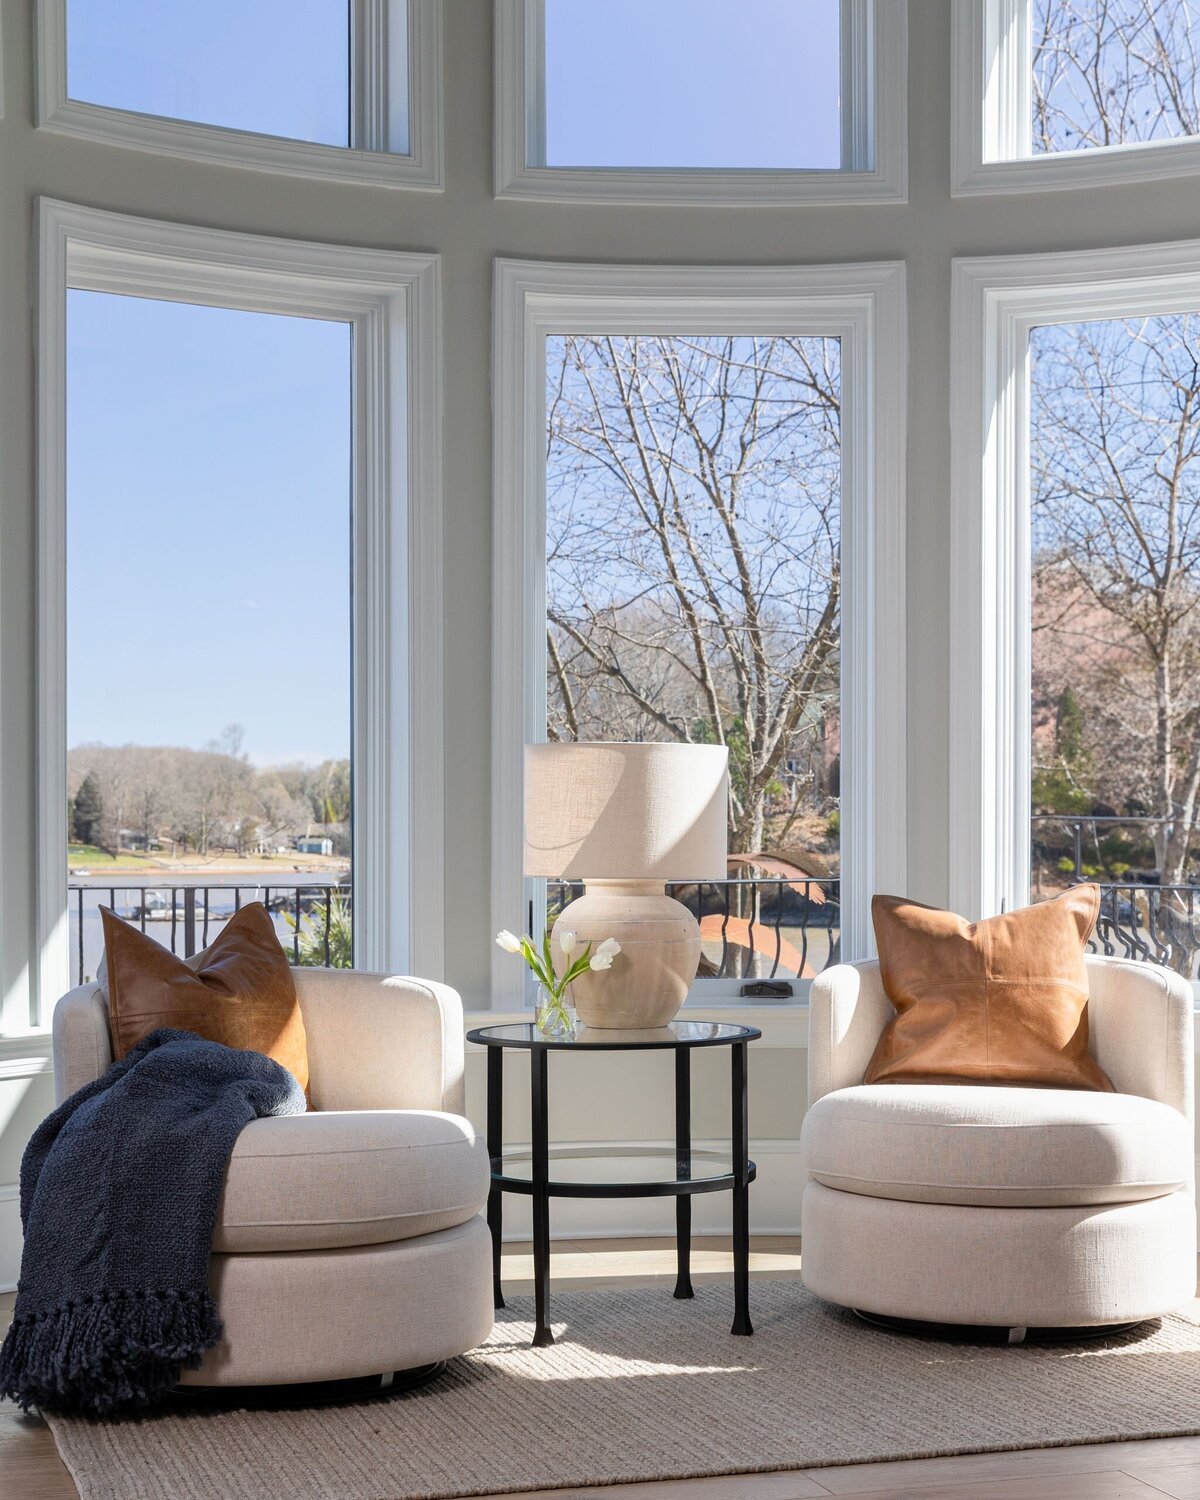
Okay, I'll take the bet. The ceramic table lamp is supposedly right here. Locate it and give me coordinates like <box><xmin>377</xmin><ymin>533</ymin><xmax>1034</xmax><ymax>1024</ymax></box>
<box><xmin>524</xmin><ymin>741</ymin><xmax>729</xmax><ymax>1029</ymax></box>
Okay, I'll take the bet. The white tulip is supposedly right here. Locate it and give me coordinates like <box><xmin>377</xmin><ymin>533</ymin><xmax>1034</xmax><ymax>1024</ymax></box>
<box><xmin>495</xmin><ymin>929</ymin><xmax>522</xmax><ymax>954</ymax></box>
<box><xmin>559</xmin><ymin>929</ymin><xmax>578</xmax><ymax>961</ymax></box>
<box><xmin>590</xmin><ymin>948</ymin><xmax>616</xmax><ymax>971</ymax></box>
<box><xmin>594</xmin><ymin>937</ymin><xmax>622</xmax><ymax>961</ymax></box>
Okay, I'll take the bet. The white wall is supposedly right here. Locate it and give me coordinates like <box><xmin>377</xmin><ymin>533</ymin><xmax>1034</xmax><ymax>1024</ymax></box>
<box><xmin>4</xmin><ymin>2</ymin><xmax>1200</xmax><ymax>1275</ymax></box>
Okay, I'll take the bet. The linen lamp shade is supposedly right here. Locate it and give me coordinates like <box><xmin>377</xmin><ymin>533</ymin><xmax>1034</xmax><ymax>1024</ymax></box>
<box><xmin>523</xmin><ymin>742</ymin><xmax>729</xmax><ymax>880</ymax></box>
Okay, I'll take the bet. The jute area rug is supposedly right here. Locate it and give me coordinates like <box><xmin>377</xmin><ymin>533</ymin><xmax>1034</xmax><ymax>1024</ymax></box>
<box><xmin>48</xmin><ymin>1281</ymin><xmax>1200</xmax><ymax>1500</ymax></box>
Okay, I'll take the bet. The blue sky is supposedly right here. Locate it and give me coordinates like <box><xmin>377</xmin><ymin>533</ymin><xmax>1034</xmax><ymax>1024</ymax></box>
<box><xmin>544</xmin><ymin>0</ymin><xmax>841</xmax><ymax>170</ymax></box>
<box><xmin>67</xmin><ymin>292</ymin><xmax>352</xmax><ymax>765</ymax></box>
<box><xmin>68</xmin><ymin>0</ymin><xmax>349</xmax><ymax>147</ymax></box>
<box><xmin>65</xmin><ymin>2</ymin><xmax>842</xmax><ymax>767</ymax></box>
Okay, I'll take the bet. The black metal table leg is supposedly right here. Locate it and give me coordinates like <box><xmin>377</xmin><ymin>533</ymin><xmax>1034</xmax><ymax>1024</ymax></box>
<box><xmin>486</xmin><ymin>1044</ymin><xmax>505</xmax><ymax>1309</ymax></box>
<box><xmin>530</xmin><ymin>1046</ymin><xmax>554</xmax><ymax>1347</ymax></box>
<box><xmin>674</xmin><ymin>1044</ymin><xmax>694</xmax><ymax>1299</ymax></box>
<box><xmin>730</xmin><ymin>1039</ymin><xmax>753</xmax><ymax>1336</ymax></box>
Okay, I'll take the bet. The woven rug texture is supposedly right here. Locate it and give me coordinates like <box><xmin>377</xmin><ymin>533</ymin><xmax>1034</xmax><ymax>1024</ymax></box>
<box><xmin>47</xmin><ymin>1281</ymin><xmax>1200</xmax><ymax>1500</ymax></box>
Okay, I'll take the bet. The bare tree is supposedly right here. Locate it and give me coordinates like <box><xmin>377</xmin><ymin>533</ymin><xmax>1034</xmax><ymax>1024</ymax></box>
<box><xmin>1031</xmin><ymin>313</ymin><xmax>1200</xmax><ymax>882</ymax></box>
<box><xmin>67</xmin><ymin>738</ymin><xmax>350</xmax><ymax>859</ymax></box>
<box><xmin>1033</xmin><ymin>0</ymin><xmax>1200</xmax><ymax>152</ymax></box>
<box><xmin>545</xmin><ymin>334</ymin><xmax>840</xmax><ymax>854</ymax></box>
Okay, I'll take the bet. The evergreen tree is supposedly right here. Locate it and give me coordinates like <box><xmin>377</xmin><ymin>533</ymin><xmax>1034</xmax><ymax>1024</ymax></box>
<box><xmin>73</xmin><ymin>772</ymin><xmax>105</xmax><ymax>847</ymax></box>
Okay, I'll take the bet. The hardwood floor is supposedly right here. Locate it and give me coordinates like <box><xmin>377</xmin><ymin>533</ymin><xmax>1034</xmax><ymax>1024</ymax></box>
<box><xmin>3</xmin><ymin>1241</ymin><xmax>1199</xmax><ymax>1500</ymax></box>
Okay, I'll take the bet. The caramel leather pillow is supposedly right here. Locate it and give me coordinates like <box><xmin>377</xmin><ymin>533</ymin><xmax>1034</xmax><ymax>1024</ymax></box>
<box><xmin>99</xmin><ymin>901</ymin><xmax>308</xmax><ymax>1096</ymax></box>
<box><xmin>865</xmin><ymin>886</ymin><xmax>1112</xmax><ymax>1092</ymax></box>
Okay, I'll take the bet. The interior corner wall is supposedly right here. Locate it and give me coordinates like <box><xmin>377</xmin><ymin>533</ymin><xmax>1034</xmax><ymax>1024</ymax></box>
<box><xmin>4</xmin><ymin>1</ymin><xmax>1200</xmax><ymax>1273</ymax></box>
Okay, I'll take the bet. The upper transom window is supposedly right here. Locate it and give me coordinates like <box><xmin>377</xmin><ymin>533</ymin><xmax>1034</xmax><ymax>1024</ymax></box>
<box><xmin>495</xmin><ymin>0</ymin><xmax>907</xmax><ymax>205</ymax></box>
<box><xmin>954</xmin><ymin>0</ymin><xmax>1200</xmax><ymax>192</ymax></box>
<box><xmin>542</xmin><ymin>0</ymin><xmax>841</xmax><ymax>171</ymax></box>
<box><xmin>1032</xmin><ymin>0</ymin><xmax>1200</xmax><ymax>154</ymax></box>
<box><xmin>36</xmin><ymin>0</ymin><xmax>441</xmax><ymax>189</ymax></box>
<box><xmin>66</xmin><ymin>0</ymin><xmax>355</xmax><ymax>149</ymax></box>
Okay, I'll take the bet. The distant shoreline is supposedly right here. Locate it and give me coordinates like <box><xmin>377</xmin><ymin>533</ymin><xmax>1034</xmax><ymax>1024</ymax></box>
<box><xmin>68</xmin><ymin>853</ymin><xmax>350</xmax><ymax>880</ymax></box>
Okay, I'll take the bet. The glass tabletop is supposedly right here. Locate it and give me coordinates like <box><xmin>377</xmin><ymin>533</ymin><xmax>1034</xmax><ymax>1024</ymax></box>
<box><xmin>467</xmin><ymin>1019</ymin><xmax>761</xmax><ymax>1049</ymax></box>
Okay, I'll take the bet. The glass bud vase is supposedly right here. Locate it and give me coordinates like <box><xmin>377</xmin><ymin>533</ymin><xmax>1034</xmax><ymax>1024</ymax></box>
<box><xmin>535</xmin><ymin>984</ymin><xmax>577</xmax><ymax>1040</ymax></box>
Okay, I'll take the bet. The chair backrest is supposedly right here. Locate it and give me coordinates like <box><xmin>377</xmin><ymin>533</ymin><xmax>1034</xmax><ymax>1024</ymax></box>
<box><xmin>807</xmin><ymin>953</ymin><xmax>1194</xmax><ymax>1122</ymax></box>
<box><xmin>52</xmin><ymin>968</ymin><xmax>466</xmax><ymax>1115</ymax></box>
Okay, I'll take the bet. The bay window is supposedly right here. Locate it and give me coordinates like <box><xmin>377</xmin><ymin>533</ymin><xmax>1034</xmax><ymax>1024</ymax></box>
<box><xmin>491</xmin><ymin>259</ymin><xmax>907</xmax><ymax>1007</ymax></box>
<box><xmin>954</xmin><ymin>0</ymin><xmax>1200</xmax><ymax>192</ymax></box>
<box><xmin>35</xmin><ymin>201</ymin><xmax>444</xmax><ymax>1023</ymax></box>
<box><xmin>494</xmin><ymin>0</ymin><xmax>907</xmax><ymax>204</ymax></box>
<box><xmin>951</xmin><ymin>237</ymin><xmax>1200</xmax><ymax>979</ymax></box>
<box><xmin>65</xmin><ymin>290</ymin><xmax>353</xmax><ymax>991</ymax></box>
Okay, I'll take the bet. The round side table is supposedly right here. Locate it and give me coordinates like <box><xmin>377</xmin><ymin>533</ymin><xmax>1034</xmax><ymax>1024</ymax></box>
<box><xmin>466</xmin><ymin>1020</ymin><xmax>762</xmax><ymax>1347</ymax></box>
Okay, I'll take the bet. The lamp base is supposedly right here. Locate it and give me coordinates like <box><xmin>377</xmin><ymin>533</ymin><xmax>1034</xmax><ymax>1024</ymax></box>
<box><xmin>551</xmin><ymin>881</ymin><xmax>701</xmax><ymax>1029</ymax></box>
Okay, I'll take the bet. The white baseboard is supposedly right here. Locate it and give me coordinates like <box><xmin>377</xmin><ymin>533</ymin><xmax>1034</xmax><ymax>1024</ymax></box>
<box><xmin>0</xmin><ymin>1184</ymin><xmax>20</xmax><ymax>1292</ymax></box>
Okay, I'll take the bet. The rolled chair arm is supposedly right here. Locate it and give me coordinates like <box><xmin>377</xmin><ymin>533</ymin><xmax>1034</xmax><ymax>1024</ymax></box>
<box><xmin>807</xmin><ymin>954</ymin><xmax>1194</xmax><ymax>1125</ymax></box>
<box><xmin>52</xmin><ymin>982</ymin><xmax>113</xmax><ymax>1103</ymax></box>
<box><xmin>295</xmin><ymin>970</ymin><xmax>466</xmax><ymax>1114</ymax></box>
<box><xmin>53</xmin><ymin>969</ymin><xmax>467</xmax><ymax>1117</ymax></box>
<box><xmin>1085</xmin><ymin>955</ymin><xmax>1194</xmax><ymax>1124</ymax></box>
<box><xmin>807</xmin><ymin>961</ymin><xmax>894</xmax><ymax>1107</ymax></box>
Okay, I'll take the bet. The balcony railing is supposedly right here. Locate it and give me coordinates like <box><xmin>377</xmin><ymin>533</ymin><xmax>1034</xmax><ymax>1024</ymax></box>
<box><xmin>1087</xmin><ymin>883</ymin><xmax>1200</xmax><ymax>976</ymax></box>
<box><xmin>1031</xmin><ymin>814</ymin><xmax>1200</xmax><ymax>977</ymax></box>
<box><xmin>547</xmin><ymin>877</ymin><xmax>841</xmax><ymax>985</ymax></box>
<box><xmin>74</xmin><ymin>868</ymin><xmax>1197</xmax><ymax>992</ymax></box>
<box><xmin>68</xmin><ymin>880</ymin><xmax>350</xmax><ymax>986</ymax></box>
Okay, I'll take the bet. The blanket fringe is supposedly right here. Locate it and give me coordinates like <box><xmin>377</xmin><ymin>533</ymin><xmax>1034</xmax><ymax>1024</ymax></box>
<box><xmin>0</xmin><ymin>1287</ymin><xmax>222</xmax><ymax>1416</ymax></box>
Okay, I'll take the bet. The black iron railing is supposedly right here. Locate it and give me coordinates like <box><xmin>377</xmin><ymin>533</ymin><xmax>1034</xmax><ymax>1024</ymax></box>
<box><xmin>1088</xmin><ymin>883</ymin><xmax>1200</xmax><ymax>975</ymax></box>
<box><xmin>1031</xmin><ymin>815</ymin><xmax>1200</xmax><ymax>975</ymax></box>
<box><xmin>73</xmin><ymin>869</ymin><xmax>1200</xmax><ymax>990</ymax></box>
<box><xmin>68</xmin><ymin>880</ymin><xmax>350</xmax><ymax>985</ymax></box>
<box><xmin>546</xmin><ymin>876</ymin><xmax>841</xmax><ymax>981</ymax></box>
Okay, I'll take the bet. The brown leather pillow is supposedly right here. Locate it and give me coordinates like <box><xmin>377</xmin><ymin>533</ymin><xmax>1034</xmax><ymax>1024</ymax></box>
<box><xmin>100</xmin><ymin>901</ymin><xmax>309</xmax><ymax>1097</ymax></box>
<box><xmin>865</xmin><ymin>886</ymin><xmax>1113</xmax><ymax>1092</ymax></box>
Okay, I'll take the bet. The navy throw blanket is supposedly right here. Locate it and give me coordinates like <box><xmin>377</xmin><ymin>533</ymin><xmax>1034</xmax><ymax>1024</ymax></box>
<box><xmin>0</xmin><ymin>1029</ymin><xmax>305</xmax><ymax>1416</ymax></box>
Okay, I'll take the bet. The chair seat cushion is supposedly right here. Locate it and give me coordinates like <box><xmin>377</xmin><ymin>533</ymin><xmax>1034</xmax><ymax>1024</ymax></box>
<box><xmin>802</xmin><ymin>1084</ymin><xmax>1191</xmax><ymax>1208</ymax></box>
<box><xmin>214</xmin><ymin>1109</ymin><xmax>490</xmax><ymax>1252</ymax></box>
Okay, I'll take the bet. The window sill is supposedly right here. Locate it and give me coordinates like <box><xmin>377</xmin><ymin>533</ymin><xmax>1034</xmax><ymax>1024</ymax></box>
<box><xmin>37</xmin><ymin>101</ymin><xmax>443</xmax><ymax>190</ymax></box>
<box><xmin>494</xmin><ymin>162</ymin><xmax>907</xmax><ymax>208</ymax></box>
<box><xmin>0</xmin><ymin>1033</ymin><xmax>54</xmax><ymax>1080</ymax></box>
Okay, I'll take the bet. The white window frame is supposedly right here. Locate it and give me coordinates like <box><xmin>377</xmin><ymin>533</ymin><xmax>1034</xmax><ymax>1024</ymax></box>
<box><xmin>949</xmin><ymin>236</ymin><xmax>1200</xmax><ymax>920</ymax></box>
<box><xmin>491</xmin><ymin>257</ymin><xmax>907</xmax><ymax>1009</ymax></box>
<box><xmin>36</xmin><ymin>0</ymin><xmax>442</xmax><ymax>191</ymax></box>
<box><xmin>494</xmin><ymin>0</ymin><xmax>907</xmax><ymax>206</ymax></box>
<box><xmin>34</xmin><ymin>198</ymin><xmax>445</xmax><ymax>1026</ymax></box>
<box><xmin>953</xmin><ymin>0</ymin><xmax>1200</xmax><ymax>195</ymax></box>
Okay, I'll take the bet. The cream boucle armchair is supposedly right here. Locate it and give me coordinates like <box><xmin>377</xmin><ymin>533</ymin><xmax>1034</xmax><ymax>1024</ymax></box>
<box><xmin>800</xmin><ymin>954</ymin><xmax>1196</xmax><ymax>1332</ymax></box>
<box><xmin>53</xmin><ymin>968</ymin><xmax>494</xmax><ymax>1386</ymax></box>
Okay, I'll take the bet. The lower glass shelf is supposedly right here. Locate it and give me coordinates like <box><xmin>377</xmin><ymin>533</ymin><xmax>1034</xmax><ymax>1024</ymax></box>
<box><xmin>491</xmin><ymin>1145</ymin><xmax>756</xmax><ymax>1198</ymax></box>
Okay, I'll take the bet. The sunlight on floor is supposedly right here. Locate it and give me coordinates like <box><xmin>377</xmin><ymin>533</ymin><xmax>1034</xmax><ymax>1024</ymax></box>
<box><xmin>498</xmin><ymin>1234</ymin><xmax>803</xmax><ymax>1293</ymax></box>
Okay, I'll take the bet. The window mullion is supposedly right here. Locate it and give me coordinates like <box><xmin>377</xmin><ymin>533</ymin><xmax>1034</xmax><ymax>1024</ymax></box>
<box><xmin>982</xmin><ymin>0</ymin><xmax>1031</xmax><ymax>163</ymax></box>
<box><xmin>352</xmin><ymin>0</ymin><xmax>387</xmax><ymax>153</ymax></box>
<box><xmin>525</xmin><ymin>0</ymin><xmax>547</xmax><ymax>169</ymax></box>
<box><xmin>840</xmin><ymin>0</ymin><xmax>874</xmax><ymax>173</ymax></box>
